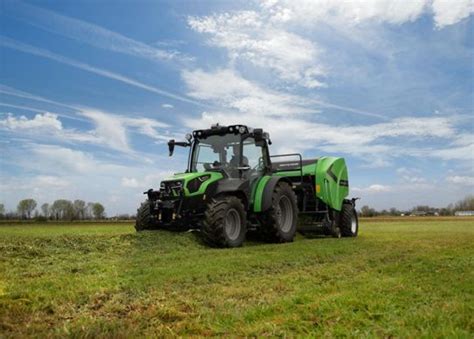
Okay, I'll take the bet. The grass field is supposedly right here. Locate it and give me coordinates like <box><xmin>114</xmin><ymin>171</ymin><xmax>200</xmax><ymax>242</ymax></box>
<box><xmin>1</xmin><ymin>218</ymin><xmax>473</xmax><ymax>337</ymax></box>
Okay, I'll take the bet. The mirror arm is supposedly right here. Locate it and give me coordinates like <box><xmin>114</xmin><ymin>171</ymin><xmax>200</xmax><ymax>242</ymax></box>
<box><xmin>168</xmin><ymin>139</ymin><xmax>191</xmax><ymax>157</ymax></box>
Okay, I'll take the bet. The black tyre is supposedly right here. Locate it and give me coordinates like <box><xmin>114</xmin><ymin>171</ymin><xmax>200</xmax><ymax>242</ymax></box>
<box><xmin>259</xmin><ymin>182</ymin><xmax>298</xmax><ymax>243</ymax></box>
<box><xmin>135</xmin><ymin>200</ymin><xmax>157</xmax><ymax>232</ymax></box>
<box><xmin>202</xmin><ymin>196</ymin><xmax>247</xmax><ymax>248</ymax></box>
<box><xmin>339</xmin><ymin>202</ymin><xmax>358</xmax><ymax>237</ymax></box>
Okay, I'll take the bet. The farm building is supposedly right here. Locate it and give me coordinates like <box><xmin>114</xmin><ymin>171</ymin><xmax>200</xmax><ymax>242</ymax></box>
<box><xmin>455</xmin><ymin>211</ymin><xmax>474</xmax><ymax>216</ymax></box>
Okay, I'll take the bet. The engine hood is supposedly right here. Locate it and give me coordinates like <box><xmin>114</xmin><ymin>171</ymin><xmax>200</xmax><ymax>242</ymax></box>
<box><xmin>161</xmin><ymin>172</ymin><xmax>223</xmax><ymax>196</ymax></box>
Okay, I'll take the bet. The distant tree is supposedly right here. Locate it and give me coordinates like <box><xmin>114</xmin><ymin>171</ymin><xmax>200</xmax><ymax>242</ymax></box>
<box><xmin>86</xmin><ymin>202</ymin><xmax>95</xmax><ymax>219</ymax></box>
<box><xmin>73</xmin><ymin>200</ymin><xmax>86</xmax><ymax>220</ymax></box>
<box><xmin>17</xmin><ymin>199</ymin><xmax>37</xmax><ymax>219</ymax></box>
<box><xmin>360</xmin><ymin>205</ymin><xmax>377</xmax><ymax>217</ymax></box>
<box><xmin>92</xmin><ymin>203</ymin><xmax>105</xmax><ymax>219</ymax></box>
<box><xmin>51</xmin><ymin>200</ymin><xmax>74</xmax><ymax>220</ymax></box>
<box><xmin>413</xmin><ymin>205</ymin><xmax>431</xmax><ymax>212</ymax></box>
<box><xmin>41</xmin><ymin>203</ymin><xmax>50</xmax><ymax>218</ymax></box>
<box><xmin>0</xmin><ymin>203</ymin><xmax>4</xmax><ymax>217</ymax></box>
<box><xmin>115</xmin><ymin>214</ymin><xmax>131</xmax><ymax>220</ymax></box>
<box><xmin>439</xmin><ymin>207</ymin><xmax>453</xmax><ymax>216</ymax></box>
<box><xmin>453</xmin><ymin>195</ymin><xmax>474</xmax><ymax>211</ymax></box>
<box><xmin>389</xmin><ymin>207</ymin><xmax>400</xmax><ymax>216</ymax></box>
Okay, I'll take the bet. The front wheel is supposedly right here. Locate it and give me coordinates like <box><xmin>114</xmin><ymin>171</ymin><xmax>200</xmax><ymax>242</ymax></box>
<box><xmin>339</xmin><ymin>202</ymin><xmax>359</xmax><ymax>237</ymax></box>
<box><xmin>135</xmin><ymin>200</ymin><xmax>158</xmax><ymax>231</ymax></box>
<box><xmin>202</xmin><ymin>196</ymin><xmax>247</xmax><ymax>248</ymax></box>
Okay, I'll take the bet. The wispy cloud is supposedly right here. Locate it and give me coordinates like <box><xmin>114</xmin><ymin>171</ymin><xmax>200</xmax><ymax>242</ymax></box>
<box><xmin>0</xmin><ymin>109</ymin><xmax>170</xmax><ymax>154</ymax></box>
<box><xmin>180</xmin><ymin>68</ymin><xmax>471</xmax><ymax>167</ymax></box>
<box><xmin>0</xmin><ymin>102</ymin><xmax>87</xmax><ymax>122</ymax></box>
<box><xmin>0</xmin><ymin>84</ymin><xmax>80</xmax><ymax>111</ymax></box>
<box><xmin>0</xmin><ymin>36</ymin><xmax>208</xmax><ymax>108</ymax></box>
<box><xmin>4</xmin><ymin>0</ymin><xmax>193</xmax><ymax>63</ymax></box>
<box><xmin>446</xmin><ymin>175</ymin><xmax>474</xmax><ymax>186</ymax></box>
<box><xmin>182</xmin><ymin>68</ymin><xmax>386</xmax><ymax>119</ymax></box>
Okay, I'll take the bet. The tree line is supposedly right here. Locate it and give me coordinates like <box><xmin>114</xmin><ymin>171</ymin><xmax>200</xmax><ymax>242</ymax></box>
<box><xmin>0</xmin><ymin>199</ymin><xmax>106</xmax><ymax>221</ymax></box>
<box><xmin>359</xmin><ymin>195</ymin><xmax>474</xmax><ymax>217</ymax></box>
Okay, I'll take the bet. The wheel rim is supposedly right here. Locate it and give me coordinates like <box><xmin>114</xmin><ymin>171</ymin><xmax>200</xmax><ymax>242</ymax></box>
<box><xmin>224</xmin><ymin>208</ymin><xmax>241</xmax><ymax>241</ymax></box>
<box><xmin>351</xmin><ymin>212</ymin><xmax>357</xmax><ymax>233</ymax></box>
<box><xmin>277</xmin><ymin>196</ymin><xmax>293</xmax><ymax>233</ymax></box>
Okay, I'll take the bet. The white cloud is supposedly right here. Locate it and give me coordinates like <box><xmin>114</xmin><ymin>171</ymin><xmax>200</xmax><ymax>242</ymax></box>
<box><xmin>80</xmin><ymin>110</ymin><xmax>130</xmax><ymax>152</ymax></box>
<box><xmin>188</xmin><ymin>11</ymin><xmax>326</xmax><ymax>88</ymax></box>
<box><xmin>81</xmin><ymin>109</ymin><xmax>170</xmax><ymax>152</ymax></box>
<box><xmin>162</xmin><ymin>104</ymin><xmax>174</xmax><ymax>109</ymax></box>
<box><xmin>0</xmin><ymin>111</ymin><xmax>101</xmax><ymax>145</ymax></box>
<box><xmin>266</xmin><ymin>0</ymin><xmax>428</xmax><ymax>25</ymax></box>
<box><xmin>121</xmin><ymin>171</ymin><xmax>172</xmax><ymax>190</ymax></box>
<box><xmin>0</xmin><ymin>109</ymin><xmax>170</xmax><ymax>154</ymax></box>
<box><xmin>432</xmin><ymin>0</ymin><xmax>474</xmax><ymax>28</ymax></box>
<box><xmin>264</xmin><ymin>0</ymin><xmax>473</xmax><ymax>28</ymax></box>
<box><xmin>188</xmin><ymin>0</ymin><xmax>473</xmax><ymax>91</ymax></box>
<box><xmin>446</xmin><ymin>175</ymin><xmax>474</xmax><ymax>186</ymax></box>
<box><xmin>0</xmin><ymin>102</ymin><xmax>86</xmax><ymax>122</ymax></box>
<box><xmin>182</xmin><ymin>68</ymin><xmax>316</xmax><ymax>116</ymax></box>
<box><xmin>121</xmin><ymin>177</ymin><xmax>140</xmax><ymax>188</ymax></box>
<box><xmin>31</xmin><ymin>144</ymin><xmax>124</xmax><ymax>174</ymax></box>
<box><xmin>0</xmin><ymin>112</ymin><xmax>62</xmax><ymax>130</ymax></box>
<box><xmin>396</xmin><ymin>167</ymin><xmax>426</xmax><ymax>183</ymax></box>
<box><xmin>180</xmin><ymin>67</ymin><xmax>461</xmax><ymax>163</ymax></box>
<box><xmin>35</xmin><ymin>175</ymin><xmax>70</xmax><ymax>188</ymax></box>
<box><xmin>353</xmin><ymin>184</ymin><xmax>392</xmax><ymax>193</ymax></box>
<box><xmin>431</xmin><ymin>143</ymin><xmax>474</xmax><ymax>161</ymax></box>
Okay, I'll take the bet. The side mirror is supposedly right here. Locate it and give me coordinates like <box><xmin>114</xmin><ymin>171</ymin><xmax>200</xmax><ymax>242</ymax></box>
<box><xmin>253</xmin><ymin>128</ymin><xmax>263</xmax><ymax>142</ymax></box>
<box><xmin>168</xmin><ymin>139</ymin><xmax>175</xmax><ymax>156</ymax></box>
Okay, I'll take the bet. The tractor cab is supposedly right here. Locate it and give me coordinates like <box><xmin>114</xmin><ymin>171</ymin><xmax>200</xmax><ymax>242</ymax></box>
<box><xmin>169</xmin><ymin>124</ymin><xmax>272</xmax><ymax>179</ymax></box>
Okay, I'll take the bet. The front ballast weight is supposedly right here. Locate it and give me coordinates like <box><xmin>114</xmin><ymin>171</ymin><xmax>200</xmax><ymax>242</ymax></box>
<box><xmin>135</xmin><ymin>124</ymin><xmax>359</xmax><ymax>247</ymax></box>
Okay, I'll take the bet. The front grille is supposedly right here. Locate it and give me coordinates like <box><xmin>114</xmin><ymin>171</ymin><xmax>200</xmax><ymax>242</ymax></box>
<box><xmin>160</xmin><ymin>180</ymin><xmax>183</xmax><ymax>198</ymax></box>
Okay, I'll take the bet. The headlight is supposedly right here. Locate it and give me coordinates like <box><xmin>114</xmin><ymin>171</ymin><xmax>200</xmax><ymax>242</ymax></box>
<box><xmin>187</xmin><ymin>175</ymin><xmax>210</xmax><ymax>194</ymax></box>
<box><xmin>239</xmin><ymin>126</ymin><xmax>246</xmax><ymax>134</ymax></box>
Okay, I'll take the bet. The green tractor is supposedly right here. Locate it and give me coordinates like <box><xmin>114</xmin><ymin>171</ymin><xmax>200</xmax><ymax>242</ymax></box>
<box><xmin>136</xmin><ymin>124</ymin><xmax>358</xmax><ymax>247</ymax></box>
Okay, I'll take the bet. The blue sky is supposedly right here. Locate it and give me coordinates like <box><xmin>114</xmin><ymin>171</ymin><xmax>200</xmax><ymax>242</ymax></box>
<box><xmin>0</xmin><ymin>0</ymin><xmax>473</xmax><ymax>215</ymax></box>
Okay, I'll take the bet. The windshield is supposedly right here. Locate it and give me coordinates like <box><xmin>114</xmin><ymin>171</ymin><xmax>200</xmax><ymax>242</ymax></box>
<box><xmin>190</xmin><ymin>134</ymin><xmax>264</xmax><ymax>178</ymax></box>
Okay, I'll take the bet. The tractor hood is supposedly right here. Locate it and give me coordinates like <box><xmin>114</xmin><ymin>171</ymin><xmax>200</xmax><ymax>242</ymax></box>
<box><xmin>161</xmin><ymin>172</ymin><xmax>223</xmax><ymax>196</ymax></box>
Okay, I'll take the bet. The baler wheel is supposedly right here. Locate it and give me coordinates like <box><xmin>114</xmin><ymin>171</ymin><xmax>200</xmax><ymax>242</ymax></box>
<box><xmin>340</xmin><ymin>202</ymin><xmax>359</xmax><ymax>237</ymax></box>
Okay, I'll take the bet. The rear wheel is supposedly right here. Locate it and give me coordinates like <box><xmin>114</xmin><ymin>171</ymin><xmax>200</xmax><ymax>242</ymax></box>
<box><xmin>135</xmin><ymin>200</ymin><xmax>157</xmax><ymax>231</ymax></box>
<box><xmin>339</xmin><ymin>202</ymin><xmax>358</xmax><ymax>237</ymax></box>
<box><xmin>259</xmin><ymin>182</ymin><xmax>298</xmax><ymax>243</ymax></box>
<box><xmin>202</xmin><ymin>196</ymin><xmax>247</xmax><ymax>248</ymax></box>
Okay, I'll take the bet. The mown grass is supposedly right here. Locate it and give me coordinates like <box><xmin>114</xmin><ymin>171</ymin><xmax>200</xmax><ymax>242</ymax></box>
<box><xmin>0</xmin><ymin>218</ymin><xmax>473</xmax><ymax>337</ymax></box>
